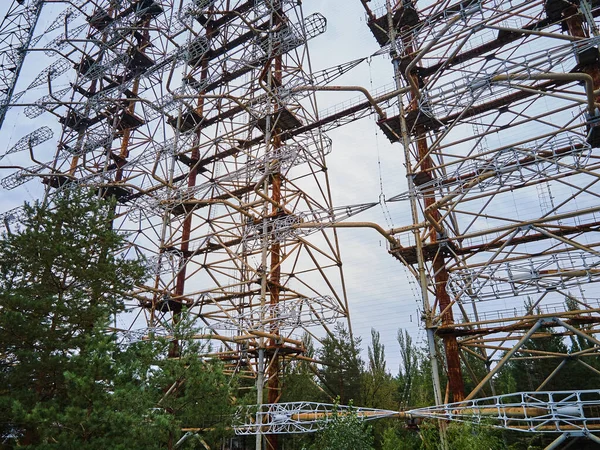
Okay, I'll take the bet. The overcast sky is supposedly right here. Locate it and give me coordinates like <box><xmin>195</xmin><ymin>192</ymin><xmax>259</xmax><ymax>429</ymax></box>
<box><xmin>0</xmin><ymin>0</ymin><xmax>421</xmax><ymax>375</ymax></box>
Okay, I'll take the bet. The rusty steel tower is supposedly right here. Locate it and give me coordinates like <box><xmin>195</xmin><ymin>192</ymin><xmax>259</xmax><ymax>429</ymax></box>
<box><xmin>360</xmin><ymin>0</ymin><xmax>600</xmax><ymax>404</ymax></box>
<box><xmin>0</xmin><ymin>2</ymin><xmax>394</xmax><ymax>448</ymax></box>
<box><xmin>5</xmin><ymin>0</ymin><xmax>600</xmax><ymax>445</ymax></box>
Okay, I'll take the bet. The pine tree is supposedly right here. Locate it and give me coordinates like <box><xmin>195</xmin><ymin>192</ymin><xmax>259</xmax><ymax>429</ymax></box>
<box><xmin>281</xmin><ymin>333</ymin><xmax>323</xmax><ymax>403</ymax></box>
<box><xmin>0</xmin><ymin>190</ymin><xmax>150</xmax><ymax>447</ymax></box>
<box><xmin>317</xmin><ymin>323</ymin><xmax>364</xmax><ymax>404</ymax></box>
<box><xmin>0</xmin><ymin>191</ymin><xmax>236</xmax><ymax>448</ymax></box>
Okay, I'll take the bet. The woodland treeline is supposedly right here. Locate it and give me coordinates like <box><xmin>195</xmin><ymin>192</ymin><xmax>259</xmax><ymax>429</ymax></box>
<box><xmin>1</xmin><ymin>192</ymin><xmax>599</xmax><ymax>449</ymax></box>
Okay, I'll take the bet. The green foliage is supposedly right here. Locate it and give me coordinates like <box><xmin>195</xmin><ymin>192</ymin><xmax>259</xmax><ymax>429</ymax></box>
<box><xmin>282</xmin><ymin>333</ymin><xmax>322</xmax><ymax>403</ymax></box>
<box><xmin>306</xmin><ymin>317</ymin><xmax>600</xmax><ymax>450</ymax></box>
<box><xmin>363</xmin><ymin>329</ymin><xmax>396</xmax><ymax>410</ymax></box>
<box><xmin>0</xmin><ymin>191</ymin><xmax>236</xmax><ymax>448</ymax></box>
<box><xmin>397</xmin><ymin>329</ymin><xmax>435</xmax><ymax>408</ymax></box>
<box><xmin>507</xmin><ymin>333</ymin><xmax>569</xmax><ymax>391</ymax></box>
<box><xmin>147</xmin><ymin>317</ymin><xmax>236</xmax><ymax>446</ymax></box>
<box><xmin>0</xmin><ymin>191</ymin><xmax>149</xmax><ymax>447</ymax></box>
<box><xmin>418</xmin><ymin>421</ymin><xmax>504</xmax><ymax>450</ymax></box>
<box><xmin>444</xmin><ymin>422</ymin><xmax>504</xmax><ymax>450</ymax></box>
<box><xmin>495</xmin><ymin>297</ymin><xmax>600</xmax><ymax>394</ymax></box>
<box><xmin>381</xmin><ymin>425</ymin><xmax>422</xmax><ymax>450</ymax></box>
<box><xmin>363</xmin><ymin>330</ymin><xmax>398</xmax><ymax>448</ymax></box>
<box><xmin>382</xmin><ymin>421</ymin><xmax>506</xmax><ymax>450</ymax></box>
<box><xmin>306</xmin><ymin>401</ymin><xmax>374</xmax><ymax>450</ymax></box>
<box><xmin>318</xmin><ymin>323</ymin><xmax>364</xmax><ymax>404</ymax></box>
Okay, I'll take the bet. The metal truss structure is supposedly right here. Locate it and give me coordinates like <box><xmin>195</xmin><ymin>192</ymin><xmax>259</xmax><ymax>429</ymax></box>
<box><xmin>234</xmin><ymin>390</ymin><xmax>600</xmax><ymax>445</ymax></box>
<box><xmin>234</xmin><ymin>401</ymin><xmax>398</xmax><ymax>435</ymax></box>
<box><xmin>0</xmin><ymin>0</ymin><xmax>44</xmax><ymax>129</ymax></box>
<box><xmin>0</xmin><ymin>2</ymin><xmax>403</xmax><ymax>449</ymax></box>
<box><xmin>234</xmin><ymin>391</ymin><xmax>600</xmax><ymax>448</ymax></box>
<box><xmin>408</xmin><ymin>389</ymin><xmax>600</xmax><ymax>434</ymax></box>
<box><xmin>359</xmin><ymin>0</ymin><xmax>600</xmax><ymax>407</ymax></box>
<box><xmin>409</xmin><ymin>389</ymin><xmax>600</xmax><ymax>449</ymax></box>
<box><xmin>5</xmin><ymin>0</ymin><xmax>600</xmax><ymax>447</ymax></box>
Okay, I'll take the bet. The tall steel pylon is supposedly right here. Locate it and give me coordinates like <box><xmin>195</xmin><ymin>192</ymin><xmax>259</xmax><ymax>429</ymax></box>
<box><xmin>0</xmin><ymin>4</ymin><xmax>417</xmax><ymax>447</ymax></box>
<box><xmin>361</xmin><ymin>0</ymin><xmax>600</xmax><ymax>404</ymax></box>
<box><xmin>0</xmin><ymin>2</ymin><xmax>385</xmax><ymax>448</ymax></box>
<box><xmin>7</xmin><ymin>0</ymin><xmax>600</xmax><ymax>446</ymax></box>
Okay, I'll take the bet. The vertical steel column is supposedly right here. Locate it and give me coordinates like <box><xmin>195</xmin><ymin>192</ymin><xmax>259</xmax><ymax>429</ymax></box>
<box><xmin>266</xmin><ymin>5</ymin><xmax>283</xmax><ymax>449</ymax></box>
<box><xmin>385</xmin><ymin>1</ymin><xmax>446</xmax><ymax>409</ymax></box>
<box><xmin>400</xmin><ymin>12</ymin><xmax>465</xmax><ymax>402</ymax></box>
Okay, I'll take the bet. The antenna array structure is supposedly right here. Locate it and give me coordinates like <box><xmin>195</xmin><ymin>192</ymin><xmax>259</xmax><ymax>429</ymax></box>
<box><xmin>0</xmin><ymin>0</ymin><xmax>44</xmax><ymax>129</ymax></box>
<box><xmin>360</xmin><ymin>0</ymin><xmax>600</xmax><ymax>405</ymax></box>
<box><xmin>0</xmin><ymin>1</ymin><xmax>362</xmax><ymax>447</ymax></box>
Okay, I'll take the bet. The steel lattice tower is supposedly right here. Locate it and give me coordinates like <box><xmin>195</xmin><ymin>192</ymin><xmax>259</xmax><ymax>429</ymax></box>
<box><xmin>0</xmin><ymin>2</ymin><xmax>371</xmax><ymax>448</ymax></box>
<box><xmin>5</xmin><ymin>0</ymin><xmax>600</xmax><ymax>446</ymax></box>
<box><xmin>361</xmin><ymin>0</ymin><xmax>600</xmax><ymax>404</ymax></box>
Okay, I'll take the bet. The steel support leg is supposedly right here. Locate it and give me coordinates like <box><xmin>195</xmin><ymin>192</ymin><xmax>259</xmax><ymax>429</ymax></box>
<box><xmin>544</xmin><ymin>433</ymin><xmax>570</xmax><ymax>450</ymax></box>
<box><xmin>466</xmin><ymin>319</ymin><xmax>543</xmax><ymax>400</ymax></box>
<box><xmin>586</xmin><ymin>432</ymin><xmax>600</xmax><ymax>444</ymax></box>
